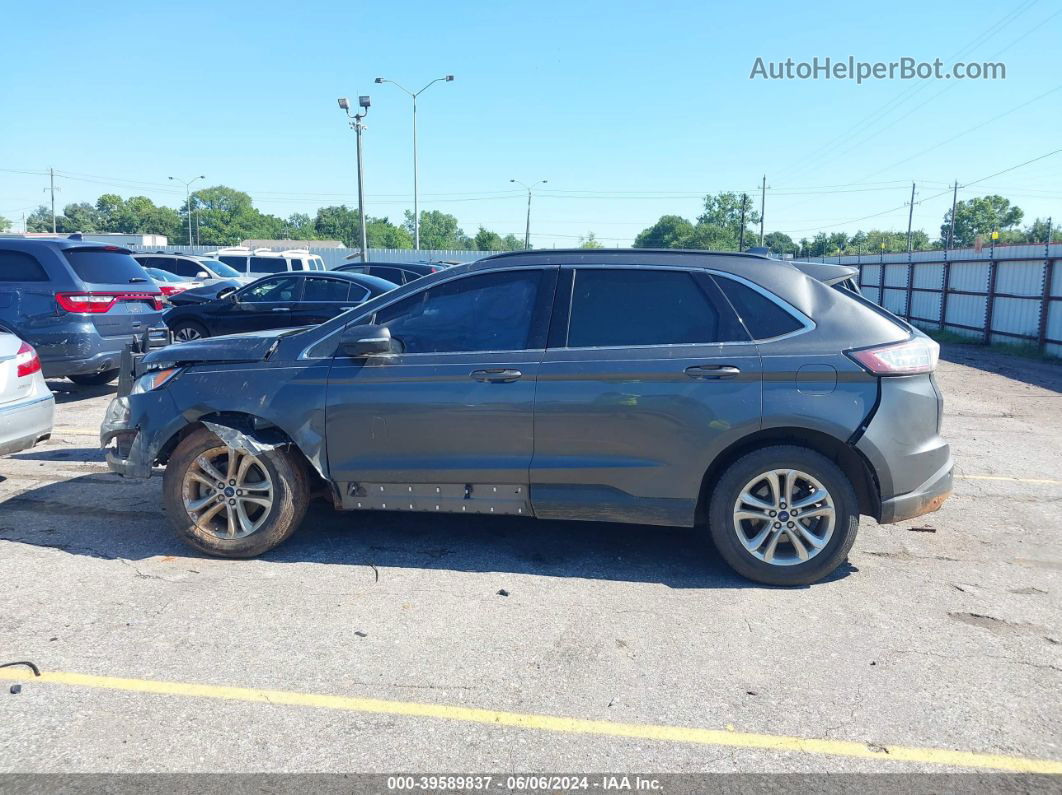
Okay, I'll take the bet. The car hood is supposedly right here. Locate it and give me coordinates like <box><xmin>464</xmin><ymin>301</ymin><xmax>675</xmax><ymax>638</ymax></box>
<box><xmin>143</xmin><ymin>329</ymin><xmax>302</xmax><ymax>366</ymax></box>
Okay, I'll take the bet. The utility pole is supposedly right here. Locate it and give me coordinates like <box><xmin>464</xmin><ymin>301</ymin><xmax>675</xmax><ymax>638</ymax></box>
<box><xmin>511</xmin><ymin>179</ymin><xmax>547</xmax><ymax>250</ymax></box>
<box><xmin>906</xmin><ymin>181</ymin><xmax>916</xmax><ymax>253</ymax></box>
<box><xmin>738</xmin><ymin>193</ymin><xmax>748</xmax><ymax>251</ymax></box>
<box><xmin>947</xmin><ymin>180</ymin><xmax>959</xmax><ymax>250</ymax></box>
<box><xmin>758</xmin><ymin>175</ymin><xmax>767</xmax><ymax>246</ymax></box>
<box><xmin>49</xmin><ymin>168</ymin><xmax>56</xmax><ymax>233</ymax></box>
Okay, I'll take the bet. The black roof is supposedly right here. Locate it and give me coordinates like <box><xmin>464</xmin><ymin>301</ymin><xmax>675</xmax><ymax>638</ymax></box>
<box><xmin>477</xmin><ymin>247</ymin><xmax>773</xmax><ymax>263</ymax></box>
<box><xmin>0</xmin><ymin>237</ymin><xmax>132</xmax><ymax>253</ymax></box>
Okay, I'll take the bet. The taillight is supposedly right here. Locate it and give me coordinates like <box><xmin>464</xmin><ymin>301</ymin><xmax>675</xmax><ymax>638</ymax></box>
<box><xmin>56</xmin><ymin>292</ymin><xmax>164</xmax><ymax>313</ymax></box>
<box><xmin>159</xmin><ymin>285</ymin><xmax>181</xmax><ymax>296</ymax></box>
<box><xmin>846</xmin><ymin>337</ymin><xmax>939</xmax><ymax>376</ymax></box>
<box><xmin>15</xmin><ymin>341</ymin><xmax>41</xmax><ymax>378</ymax></box>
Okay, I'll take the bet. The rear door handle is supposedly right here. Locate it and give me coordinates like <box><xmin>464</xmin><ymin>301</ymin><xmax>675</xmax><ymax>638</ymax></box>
<box><xmin>470</xmin><ymin>368</ymin><xmax>523</xmax><ymax>383</ymax></box>
<box><xmin>685</xmin><ymin>364</ymin><xmax>741</xmax><ymax>379</ymax></box>
<box><xmin>271</xmin><ymin>307</ymin><xmax>291</xmax><ymax>312</ymax></box>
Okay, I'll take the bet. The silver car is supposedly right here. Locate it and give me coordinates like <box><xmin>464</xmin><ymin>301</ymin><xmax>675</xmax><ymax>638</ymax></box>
<box><xmin>0</xmin><ymin>332</ymin><xmax>55</xmax><ymax>456</ymax></box>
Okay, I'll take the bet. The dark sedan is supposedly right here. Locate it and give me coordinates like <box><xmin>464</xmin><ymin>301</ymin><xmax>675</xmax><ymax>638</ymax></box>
<box><xmin>163</xmin><ymin>271</ymin><xmax>396</xmax><ymax>341</ymax></box>
<box><xmin>333</xmin><ymin>261</ymin><xmax>442</xmax><ymax>285</ymax></box>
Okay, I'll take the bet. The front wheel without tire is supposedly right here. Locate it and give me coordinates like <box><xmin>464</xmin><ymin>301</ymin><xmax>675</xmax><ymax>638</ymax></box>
<box><xmin>69</xmin><ymin>369</ymin><xmax>119</xmax><ymax>386</ymax></box>
<box><xmin>162</xmin><ymin>427</ymin><xmax>309</xmax><ymax>558</ymax></box>
<box><xmin>707</xmin><ymin>445</ymin><xmax>859</xmax><ymax>586</ymax></box>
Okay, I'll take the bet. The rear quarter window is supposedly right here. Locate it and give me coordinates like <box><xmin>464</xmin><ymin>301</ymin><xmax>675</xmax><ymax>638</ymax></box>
<box><xmin>0</xmin><ymin>250</ymin><xmax>50</xmax><ymax>281</ymax></box>
<box><xmin>63</xmin><ymin>248</ymin><xmax>151</xmax><ymax>285</ymax></box>
<box><xmin>711</xmin><ymin>275</ymin><xmax>805</xmax><ymax>340</ymax></box>
<box><xmin>250</xmin><ymin>256</ymin><xmax>287</xmax><ymax>273</ymax></box>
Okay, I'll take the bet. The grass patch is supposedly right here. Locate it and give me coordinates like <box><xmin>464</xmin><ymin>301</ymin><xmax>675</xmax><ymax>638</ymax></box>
<box><xmin>925</xmin><ymin>328</ymin><xmax>1059</xmax><ymax>362</ymax></box>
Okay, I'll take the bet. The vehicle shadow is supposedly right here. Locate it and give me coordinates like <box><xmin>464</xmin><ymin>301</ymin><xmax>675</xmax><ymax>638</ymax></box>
<box><xmin>939</xmin><ymin>344</ymin><xmax>1062</xmax><ymax>393</ymax></box>
<box><xmin>0</xmin><ymin>473</ymin><xmax>855</xmax><ymax>589</ymax></box>
<box><xmin>9</xmin><ymin>447</ymin><xmax>106</xmax><ymax>462</ymax></box>
<box><xmin>46</xmin><ymin>379</ymin><xmax>117</xmax><ymax>404</ymax></box>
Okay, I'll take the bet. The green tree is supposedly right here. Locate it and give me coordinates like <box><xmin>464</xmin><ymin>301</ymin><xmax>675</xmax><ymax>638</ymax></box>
<box><xmin>26</xmin><ymin>206</ymin><xmax>52</xmax><ymax>232</ymax></box>
<box><xmin>1023</xmin><ymin>218</ymin><xmax>1062</xmax><ymax>243</ymax></box>
<box><xmin>189</xmin><ymin>185</ymin><xmax>285</xmax><ymax>246</ymax></box>
<box><xmin>313</xmin><ymin>205</ymin><xmax>359</xmax><ymax>246</ymax></box>
<box><xmin>0</xmin><ymin>215</ymin><xmax>10</xmax><ymax>232</ymax></box>
<box><xmin>474</xmin><ymin>227</ymin><xmax>506</xmax><ymax>251</ymax></box>
<box><xmin>633</xmin><ymin>215</ymin><xmax>696</xmax><ymax>248</ymax></box>
<box><xmin>763</xmin><ymin>231</ymin><xmax>798</xmax><ymax>256</ymax></box>
<box><xmin>685</xmin><ymin>223</ymin><xmax>737</xmax><ymax>250</ymax></box>
<box><xmin>579</xmin><ymin>232</ymin><xmax>603</xmax><ymax>249</ymax></box>
<box><xmin>281</xmin><ymin>213</ymin><xmax>316</xmax><ymax>240</ymax></box>
<box><xmin>500</xmin><ymin>233</ymin><xmax>524</xmax><ymax>251</ymax></box>
<box><xmin>940</xmin><ymin>195</ymin><xmax>1023</xmax><ymax>247</ymax></box>
<box><xmin>698</xmin><ymin>192</ymin><xmax>759</xmax><ymax>242</ymax></box>
<box><xmin>96</xmin><ymin>194</ymin><xmax>181</xmax><ymax>238</ymax></box>
<box><xmin>366</xmin><ymin>216</ymin><xmax>413</xmax><ymax>249</ymax></box>
<box><xmin>404</xmin><ymin>210</ymin><xmax>470</xmax><ymax>249</ymax></box>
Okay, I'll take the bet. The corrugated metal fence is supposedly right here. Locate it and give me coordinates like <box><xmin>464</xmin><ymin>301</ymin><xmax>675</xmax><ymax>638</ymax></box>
<box><xmin>817</xmin><ymin>243</ymin><xmax>1062</xmax><ymax>358</ymax></box>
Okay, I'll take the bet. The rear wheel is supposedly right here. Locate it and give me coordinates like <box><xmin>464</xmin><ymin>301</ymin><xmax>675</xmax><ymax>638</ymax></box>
<box><xmin>69</xmin><ymin>369</ymin><xmax>119</xmax><ymax>386</ymax></box>
<box><xmin>707</xmin><ymin>445</ymin><xmax>859</xmax><ymax>586</ymax></box>
<box><xmin>171</xmin><ymin>321</ymin><xmax>209</xmax><ymax>342</ymax></box>
<box><xmin>162</xmin><ymin>427</ymin><xmax>309</xmax><ymax>558</ymax></box>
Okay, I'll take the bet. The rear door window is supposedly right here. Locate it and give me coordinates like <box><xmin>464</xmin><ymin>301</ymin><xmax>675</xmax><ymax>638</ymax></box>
<box><xmin>0</xmin><ymin>250</ymin><xmax>50</xmax><ymax>281</ymax></box>
<box><xmin>302</xmin><ymin>277</ymin><xmax>350</xmax><ymax>302</ymax></box>
<box><xmin>249</xmin><ymin>256</ymin><xmax>287</xmax><ymax>274</ymax></box>
<box><xmin>218</xmin><ymin>255</ymin><xmax>247</xmax><ymax>272</ymax></box>
<box><xmin>711</xmin><ymin>275</ymin><xmax>805</xmax><ymax>340</ymax></box>
<box><xmin>370</xmin><ymin>266</ymin><xmax>407</xmax><ymax>284</ymax></box>
<box><xmin>63</xmin><ymin>248</ymin><xmax>151</xmax><ymax>286</ymax></box>
<box><xmin>566</xmin><ymin>269</ymin><xmax>733</xmax><ymax>347</ymax></box>
<box><xmin>169</xmin><ymin>258</ymin><xmax>204</xmax><ymax>278</ymax></box>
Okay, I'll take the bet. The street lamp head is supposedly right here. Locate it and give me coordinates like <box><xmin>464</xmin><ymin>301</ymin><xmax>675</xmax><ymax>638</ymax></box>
<box><xmin>445</xmin><ymin>75</ymin><xmax>455</xmax><ymax>81</ymax></box>
<box><xmin>374</xmin><ymin>77</ymin><xmax>385</xmax><ymax>83</ymax></box>
<box><xmin>510</xmin><ymin>179</ymin><xmax>516</xmax><ymax>183</ymax></box>
<box><xmin>168</xmin><ymin>176</ymin><xmax>175</xmax><ymax>181</ymax></box>
<box><xmin>337</xmin><ymin>97</ymin><xmax>350</xmax><ymax>110</ymax></box>
<box><xmin>359</xmin><ymin>95</ymin><xmax>371</xmax><ymax>109</ymax></box>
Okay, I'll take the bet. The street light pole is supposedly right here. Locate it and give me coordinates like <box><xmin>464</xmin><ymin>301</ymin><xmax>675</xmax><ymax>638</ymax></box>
<box><xmin>168</xmin><ymin>175</ymin><xmax>205</xmax><ymax>246</ymax></box>
<box><xmin>339</xmin><ymin>96</ymin><xmax>371</xmax><ymax>263</ymax></box>
<box><xmin>375</xmin><ymin>75</ymin><xmax>454</xmax><ymax>251</ymax></box>
<box><xmin>510</xmin><ymin>179</ymin><xmax>547</xmax><ymax>250</ymax></box>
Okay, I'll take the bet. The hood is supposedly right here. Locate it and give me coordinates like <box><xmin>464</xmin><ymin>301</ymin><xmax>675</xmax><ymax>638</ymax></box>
<box><xmin>167</xmin><ymin>280</ymin><xmax>241</xmax><ymax>306</ymax></box>
<box><xmin>143</xmin><ymin>328</ymin><xmax>298</xmax><ymax>366</ymax></box>
<box><xmin>790</xmin><ymin>261</ymin><xmax>859</xmax><ymax>286</ymax></box>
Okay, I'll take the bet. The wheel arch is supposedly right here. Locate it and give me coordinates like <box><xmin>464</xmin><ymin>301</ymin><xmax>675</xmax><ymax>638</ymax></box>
<box><xmin>694</xmin><ymin>427</ymin><xmax>881</xmax><ymax>525</ymax></box>
<box><xmin>155</xmin><ymin>411</ymin><xmax>334</xmax><ymax>503</ymax></box>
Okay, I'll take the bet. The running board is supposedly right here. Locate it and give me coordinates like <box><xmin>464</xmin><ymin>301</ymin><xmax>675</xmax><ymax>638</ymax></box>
<box><xmin>338</xmin><ymin>482</ymin><xmax>530</xmax><ymax>516</ymax></box>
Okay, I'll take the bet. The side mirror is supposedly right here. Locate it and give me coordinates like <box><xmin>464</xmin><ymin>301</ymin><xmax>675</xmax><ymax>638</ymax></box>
<box><xmin>216</xmin><ymin>286</ymin><xmax>237</xmax><ymax>301</ymax></box>
<box><xmin>196</xmin><ymin>271</ymin><xmax>210</xmax><ymax>279</ymax></box>
<box><xmin>339</xmin><ymin>324</ymin><xmax>394</xmax><ymax>358</ymax></box>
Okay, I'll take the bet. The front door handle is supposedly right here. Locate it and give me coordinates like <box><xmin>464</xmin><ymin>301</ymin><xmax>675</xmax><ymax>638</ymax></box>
<box><xmin>271</xmin><ymin>307</ymin><xmax>291</xmax><ymax>312</ymax></box>
<box><xmin>470</xmin><ymin>368</ymin><xmax>523</xmax><ymax>383</ymax></box>
<box><xmin>685</xmin><ymin>364</ymin><xmax>741</xmax><ymax>379</ymax></box>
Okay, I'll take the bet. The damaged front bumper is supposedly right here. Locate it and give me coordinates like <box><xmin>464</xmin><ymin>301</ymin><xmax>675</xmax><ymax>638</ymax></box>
<box><xmin>100</xmin><ymin>391</ymin><xmax>185</xmax><ymax>479</ymax></box>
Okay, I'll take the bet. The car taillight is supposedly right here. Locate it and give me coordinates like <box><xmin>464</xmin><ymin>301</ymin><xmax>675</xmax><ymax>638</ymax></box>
<box><xmin>56</xmin><ymin>292</ymin><xmax>164</xmax><ymax>313</ymax></box>
<box><xmin>159</xmin><ymin>285</ymin><xmax>182</xmax><ymax>296</ymax></box>
<box><xmin>15</xmin><ymin>341</ymin><xmax>41</xmax><ymax>378</ymax></box>
<box><xmin>846</xmin><ymin>337</ymin><xmax>939</xmax><ymax>376</ymax></box>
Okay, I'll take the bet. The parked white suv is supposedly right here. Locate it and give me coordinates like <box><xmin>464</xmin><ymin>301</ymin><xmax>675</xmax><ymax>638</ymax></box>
<box><xmin>206</xmin><ymin>247</ymin><xmax>327</xmax><ymax>276</ymax></box>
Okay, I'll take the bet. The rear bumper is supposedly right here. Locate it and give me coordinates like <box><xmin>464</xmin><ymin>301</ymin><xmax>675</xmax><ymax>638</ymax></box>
<box><xmin>878</xmin><ymin>456</ymin><xmax>953</xmax><ymax>523</ymax></box>
<box><xmin>0</xmin><ymin>394</ymin><xmax>55</xmax><ymax>456</ymax></box>
<box><xmin>30</xmin><ymin>321</ymin><xmax>166</xmax><ymax>379</ymax></box>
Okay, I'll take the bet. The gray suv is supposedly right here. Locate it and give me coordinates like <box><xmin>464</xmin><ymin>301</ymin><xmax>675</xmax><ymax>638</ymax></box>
<box><xmin>100</xmin><ymin>249</ymin><xmax>952</xmax><ymax>585</ymax></box>
<box><xmin>0</xmin><ymin>239</ymin><xmax>165</xmax><ymax>384</ymax></box>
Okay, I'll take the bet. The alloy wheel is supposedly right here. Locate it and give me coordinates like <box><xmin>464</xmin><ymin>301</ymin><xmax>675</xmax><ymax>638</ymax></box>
<box><xmin>181</xmin><ymin>446</ymin><xmax>274</xmax><ymax>539</ymax></box>
<box><xmin>174</xmin><ymin>326</ymin><xmax>203</xmax><ymax>342</ymax></box>
<box><xmin>732</xmin><ymin>468</ymin><xmax>835</xmax><ymax>566</ymax></box>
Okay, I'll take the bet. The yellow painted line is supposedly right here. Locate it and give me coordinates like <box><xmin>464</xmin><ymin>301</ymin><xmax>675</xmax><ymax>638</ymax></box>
<box><xmin>0</xmin><ymin>670</ymin><xmax>1059</xmax><ymax>773</ymax></box>
<box><xmin>959</xmin><ymin>475</ymin><xmax>1062</xmax><ymax>485</ymax></box>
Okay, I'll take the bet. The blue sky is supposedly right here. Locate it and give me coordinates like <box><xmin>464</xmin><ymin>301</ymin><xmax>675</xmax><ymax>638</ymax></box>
<box><xmin>1</xmin><ymin>0</ymin><xmax>1060</xmax><ymax>247</ymax></box>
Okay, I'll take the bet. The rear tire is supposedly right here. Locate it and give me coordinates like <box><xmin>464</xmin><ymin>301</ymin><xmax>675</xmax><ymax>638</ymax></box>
<box><xmin>171</xmin><ymin>320</ymin><xmax>209</xmax><ymax>342</ymax></box>
<box><xmin>162</xmin><ymin>427</ymin><xmax>309</xmax><ymax>558</ymax></box>
<box><xmin>69</xmin><ymin>369</ymin><xmax>119</xmax><ymax>386</ymax></box>
<box><xmin>707</xmin><ymin>445</ymin><xmax>859</xmax><ymax>586</ymax></box>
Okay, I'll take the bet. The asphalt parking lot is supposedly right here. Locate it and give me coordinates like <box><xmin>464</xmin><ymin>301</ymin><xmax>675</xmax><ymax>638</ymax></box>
<box><xmin>0</xmin><ymin>344</ymin><xmax>1059</xmax><ymax>775</ymax></box>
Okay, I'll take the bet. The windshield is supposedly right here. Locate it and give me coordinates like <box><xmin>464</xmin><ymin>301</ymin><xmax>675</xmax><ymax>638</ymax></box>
<box><xmin>198</xmin><ymin>259</ymin><xmax>241</xmax><ymax>278</ymax></box>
